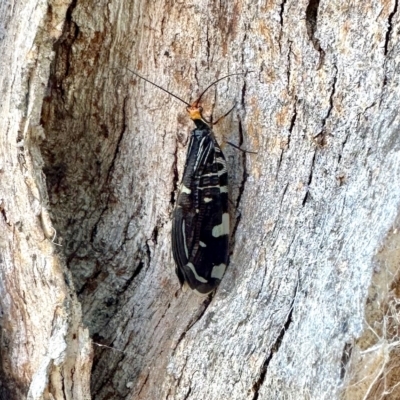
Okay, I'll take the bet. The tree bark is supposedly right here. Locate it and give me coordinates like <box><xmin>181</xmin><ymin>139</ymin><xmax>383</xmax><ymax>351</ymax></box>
<box><xmin>1</xmin><ymin>0</ymin><xmax>400</xmax><ymax>399</ymax></box>
<box><xmin>0</xmin><ymin>0</ymin><xmax>92</xmax><ymax>399</ymax></box>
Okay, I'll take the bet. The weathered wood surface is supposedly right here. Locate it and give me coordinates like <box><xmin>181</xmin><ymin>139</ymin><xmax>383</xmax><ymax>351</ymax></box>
<box><xmin>1</xmin><ymin>0</ymin><xmax>400</xmax><ymax>399</ymax></box>
<box><xmin>0</xmin><ymin>0</ymin><xmax>92</xmax><ymax>399</ymax></box>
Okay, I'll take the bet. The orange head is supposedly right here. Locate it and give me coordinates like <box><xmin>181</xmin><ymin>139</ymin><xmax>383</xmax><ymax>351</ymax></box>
<box><xmin>186</xmin><ymin>102</ymin><xmax>205</xmax><ymax>122</ymax></box>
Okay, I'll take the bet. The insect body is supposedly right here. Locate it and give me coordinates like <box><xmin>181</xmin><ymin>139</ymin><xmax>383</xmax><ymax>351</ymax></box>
<box><xmin>128</xmin><ymin>70</ymin><xmax>241</xmax><ymax>294</ymax></box>
<box><xmin>172</xmin><ymin>102</ymin><xmax>229</xmax><ymax>294</ymax></box>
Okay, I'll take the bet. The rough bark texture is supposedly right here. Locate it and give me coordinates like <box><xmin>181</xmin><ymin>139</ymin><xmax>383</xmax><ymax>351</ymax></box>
<box><xmin>1</xmin><ymin>0</ymin><xmax>400</xmax><ymax>399</ymax></box>
<box><xmin>0</xmin><ymin>0</ymin><xmax>92</xmax><ymax>399</ymax></box>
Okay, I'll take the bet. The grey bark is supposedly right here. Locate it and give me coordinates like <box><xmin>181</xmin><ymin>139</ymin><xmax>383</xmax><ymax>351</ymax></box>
<box><xmin>1</xmin><ymin>0</ymin><xmax>400</xmax><ymax>399</ymax></box>
<box><xmin>0</xmin><ymin>0</ymin><xmax>92</xmax><ymax>399</ymax></box>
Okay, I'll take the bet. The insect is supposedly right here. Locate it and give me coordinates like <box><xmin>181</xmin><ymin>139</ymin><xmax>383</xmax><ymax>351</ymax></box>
<box><xmin>128</xmin><ymin>69</ymin><xmax>245</xmax><ymax>294</ymax></box>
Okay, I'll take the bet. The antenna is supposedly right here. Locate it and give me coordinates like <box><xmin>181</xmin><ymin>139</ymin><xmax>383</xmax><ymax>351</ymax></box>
<box><xmin>127</xmin><ymin>68</ymin><xmax>252</xmax><ymax>107</ymax></box>
<box><xmin>192</xmin><ymin>72</ymin><xmax>249</xmax><ymax>106</ymax></box>
<box><xmin>127</xmin><ymin>68</ymin><xmax>190</xmax><ymax>106</ymax></box>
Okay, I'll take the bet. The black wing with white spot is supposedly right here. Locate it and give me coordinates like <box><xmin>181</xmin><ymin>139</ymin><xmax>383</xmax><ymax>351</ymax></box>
<box><xmin>172</xmin><ymin>122</ymin><xmax>229</xmax><ymax>294</ymax></box>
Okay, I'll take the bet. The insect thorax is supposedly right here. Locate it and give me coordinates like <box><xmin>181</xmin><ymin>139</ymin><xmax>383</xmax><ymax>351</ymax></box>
<box><xmin>193</xmin><ymin>127</ymin><xmax>211</xmax><ymax>141</ymax></box>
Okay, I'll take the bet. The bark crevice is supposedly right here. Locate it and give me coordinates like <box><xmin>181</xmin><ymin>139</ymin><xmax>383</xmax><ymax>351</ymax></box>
<box><xmin>340</xmin><ymin>342</ymin><xmax>353</xmax><ymax>380</ymax></box>
<box><xmin>305</xmin><ymin>0</ymin><xmax>325</xmax><ymax>68</ymax></box>
<box><xmin>314</xmin><ymin>64</ymin><xmax>337</xmax><ymax>147</ymax></box>
<box><xmin>288</xmin><ymin>99</ymin><xmax>297</xmax><ymax>136</ymax></box>
<box><xmin>251</xmin><ymin>308</ymin><xmax>294</xmax><ymax>400</ymax></box>
<box><xmin>385</xmin><ymin>0</ymin><xmax>398</xmax><ymax>55</ymax></box>
<box><xmin>279</xmin><ymin>0</ymin><xmax>288</xmax><ymax>27</ymax></box>
<box><xmin>302</xmin><ymin>150</ymin><xmax>316</xmax><ymax>206</ymax></box>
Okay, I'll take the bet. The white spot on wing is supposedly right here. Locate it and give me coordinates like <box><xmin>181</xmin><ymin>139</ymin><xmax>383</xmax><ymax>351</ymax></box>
<box><xmin>220</xmin><ymin>186</ymin><xmax>228</xmax><ymax>193</ymax></box>
<box><xmin>198</xmin><ymin>185</ymin><xmax>221</xmax><ymax>191</ymax></box>
<box><xmin>201</xmin><ymin>172</ymin><xmax>219</xmax><ymax>178</ymax></box>
<box><xmin>199</xmin><ymin>241</ymin><xmax>207</xmax><ymax>247</ymax></box>
<box><xmin>212</xmin><ymin>213</ymin><xmax>230</xmax><ymax>237</ymax></box>
<box><xmin>204</xmin><ymin>197</ymin><xmax>212</xmax><ymax>203</ymax></box>
<box><xmin>211</xmin><ymin>263</ymin><xmax>226</xmax><ymax>279</ymax></box>
<box><xmin>187</xmin><ymin>262</ymin><xmax>208</xmax><ymax>283</ymax></box>
<box><xmin>181</xmin><ymin>184</ymin><xmax>191</xmax><ymax>194</ymax></box>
